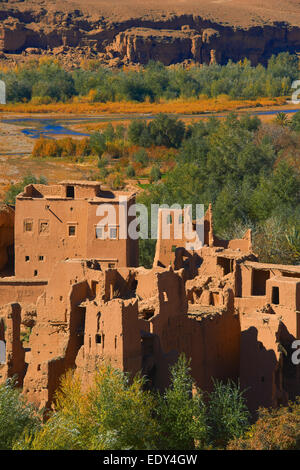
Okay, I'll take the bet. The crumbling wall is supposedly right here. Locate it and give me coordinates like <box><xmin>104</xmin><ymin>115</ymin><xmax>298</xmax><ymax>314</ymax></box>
<box><xmin>0</xmin><ymin>303</ymin><xmax>25</xmax><ymax>386</ymax></box>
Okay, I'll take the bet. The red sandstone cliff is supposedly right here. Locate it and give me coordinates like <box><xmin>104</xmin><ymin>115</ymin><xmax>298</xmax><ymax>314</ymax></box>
<box><xmin>1</xmin><ymin>1</ymin><xmax>300</xmax><ymax>67</ymax></box>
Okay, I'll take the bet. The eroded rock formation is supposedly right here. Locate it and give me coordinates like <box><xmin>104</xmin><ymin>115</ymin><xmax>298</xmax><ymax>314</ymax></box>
<box><xmin>1</xmin><ymin>1</ymin><xmax>300</xmax><ymax>67</ymax></box>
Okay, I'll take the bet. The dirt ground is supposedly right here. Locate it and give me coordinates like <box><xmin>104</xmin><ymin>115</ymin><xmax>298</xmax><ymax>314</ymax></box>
<box><xmin>0</xmin><ymin>119</ymin><xmax>96</xmax><ymax>200</ymax></box>
<box><xmin>8</xmin><ymin>0</ymin><xmax>300</xmax><ymax>28</ymax></box>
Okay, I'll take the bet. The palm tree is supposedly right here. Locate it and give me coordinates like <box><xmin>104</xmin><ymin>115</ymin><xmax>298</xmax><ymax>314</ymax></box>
<box><xmin>274</xmin><ymin>112</ymin><xmax>289</xmax><ymax>127</ymax></box>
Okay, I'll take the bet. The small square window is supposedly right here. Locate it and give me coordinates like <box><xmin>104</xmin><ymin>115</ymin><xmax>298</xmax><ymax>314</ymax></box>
<box><xmin>24</xmin><ymin>219</ymin><xmax>33</xmax><ymax>232</ymax></box>
<box><xmin>25</xmin><ymin>256</ymin><xmax>30</xmax><ymax>262</ymax></box>
<box><xmin>109</xmin><ymin>227</ymin><xmax>117</xmax><ymax>240</ymax></box>
<box><xmin>34</xmin><ymin>270</ymin><xmax>38</xmax><ymax>277</ymax></box>
<box><xmin>68</xmin><ymin>225</ymin><xmax>76</xmax><ymax>236</ymax></box>
<box><xmin>39</xmin><ymin>220</ymin><xmax>49</xmax><ymax>234</ymax></box>
<box><xmin>39</xmin><ymin>255</ymin><xmax>44</xmax><ymax>261</ymax></box>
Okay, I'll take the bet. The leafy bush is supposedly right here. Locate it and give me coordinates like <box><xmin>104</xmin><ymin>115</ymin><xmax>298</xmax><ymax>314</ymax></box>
<box><xmin>128</xmin><ymin>114</ymin><xmax>185</xmax><ymax>148</ymax></box>
<box><xmin>228</xmin><ymin>399</ymin><xmax>300</xmax><ymax>450</ymax></box>
<box><xmin>150</xmin><ymin>165</ymin><xmax>162</xmax><ymax>182</ymax></box>
<box><xmin>155</xmin><ymin>354</ymin><xmax>207</xmax><ymax>450</ymax></box>
<box><xmin>15</xmin><ymin>367</ymin><xmax>159</xmax><ymax>450</ymax></box>
<box><xmin>132</xmin><ymin>148</ymin><xmax>149</xmax><ymax>167</ymax></box>
<box><xmin>206</xmin><ymin>379</ymin><xmax>250</xmax><ymax>448</ymax></box>
<box><xmin>126</xmin><ymin>165</ymin><xmax>135</xmax><ymax>178</ymax></box>
<box><xmin>0</xmin><ymin>378</ymin><xmax>40</xmax><ymax>450</ymax></box>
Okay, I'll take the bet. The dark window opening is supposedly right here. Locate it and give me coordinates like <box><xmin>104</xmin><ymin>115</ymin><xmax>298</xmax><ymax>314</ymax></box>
<box><xmin>34</xmin><ymin>270</ymin><xmax>38</xmax><ymax>276</ymax></box>
<box><xmin>217</xmin><ymin>257</ymin><xmax>234</xmax><ymax>275</ymax></box>
<box><xmin>24</xmin><ymin>219</ymin><xmax>33</xmax><ymax>232</ymax></box>
<box><xmin>66</xmin><ymin>185</ymin><xmax>75</xmax><ymax>198</ymax></box>
<box><xmin>272</xmin><ymin>286</ymin><xmax>280</xmax><ymax>305</ymax></box>
<box><xmin>39</xmin><ymin>255</ymin><xmax>44</xmax><ymax>261</ymax></box>
<box><xmin>252</xmin><ymin>269</ymin><xmax>270</xmax><ymax>296</ymax></box>
<box><xmin>69</xmin><ymin>225</ymin><xmax>76</xmax><ymax>236</ymax></box>
<box><xmin>95</xmin><ymin>334</ymin><xmax>101</xmax><ymax>344</ymax></box>
<box><xmin>25</xmin><ymin>256</ymin><xmax>30</xmax><ymax>262</ymax></box>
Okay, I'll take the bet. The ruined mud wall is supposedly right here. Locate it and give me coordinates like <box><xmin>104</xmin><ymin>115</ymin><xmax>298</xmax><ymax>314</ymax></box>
<box><xmin>0</xmin><ymin>279</ymin><xmax>47</xmax><ymax>306</ymax></box>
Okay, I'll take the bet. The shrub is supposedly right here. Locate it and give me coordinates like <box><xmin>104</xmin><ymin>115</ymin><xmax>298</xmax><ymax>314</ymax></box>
<box><xmin>126</xmin><ymin>165</ymin><xmax>135</xmax><ymax>178</ymax></box>
<box><xmin>156</xmin><ymin>354</ymin><xmax>207</xmax><ymax>450</ymax></box>
<box><xmin>0</xmin><ymin>378</ymin><xmax>40</xmax><ymax>450</ymax></box>
<box><xmin>132</xmin><ymin>148</ymin><xmax>149</xmax><ymax>167</ymax></box>
<box><xmin>149</xmin><ymin>165</ymin><xmax>162</xmax><ymax>182</ymax></box>
<box><xmin>228</xmin><ymin>399</ymin><xmax>300</xmax><ymax>450</ymax></box>
<box><xmin>206</xmin><ymin>379</ymin><xmax>250</xmax><ymax>448</ymax></box>
<box><xmin>15</xmin><ymin>367</ymin><xmax>159</xmax><ymax>450</ymax></box>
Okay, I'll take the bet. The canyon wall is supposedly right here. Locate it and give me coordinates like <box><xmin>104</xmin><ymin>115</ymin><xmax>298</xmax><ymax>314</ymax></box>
<box><xmin>1</xmin><ymin>1</ymin><xmax>300</xmax><ymax>67</ymax></box>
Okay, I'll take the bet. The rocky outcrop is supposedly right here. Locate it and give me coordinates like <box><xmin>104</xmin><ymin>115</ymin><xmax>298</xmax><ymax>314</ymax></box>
<box><xmin>1</xmin><ymin>1</ymin><xmax>300</xmax><ymax>67</ymax></box>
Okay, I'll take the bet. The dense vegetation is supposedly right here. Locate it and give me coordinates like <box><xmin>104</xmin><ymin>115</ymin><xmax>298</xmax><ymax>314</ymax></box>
<box><xmin>0</xmin><ymin>53</ymin><xmax>298</xmax><ymax>104</ymax></box>
<box><xmin>138</xmin><ymin>112</ymin><xmax>300</xmax><ymax>266</ymax></box>
<box><xmin>1</xmin><ymin>356</ymin><xmax>299</xmax><ymax>450</ymax></box>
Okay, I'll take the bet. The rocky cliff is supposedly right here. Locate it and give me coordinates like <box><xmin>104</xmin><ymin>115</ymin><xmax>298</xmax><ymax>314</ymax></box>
<box><xmin>1</xmin><ymin>1</ymin><xmax>300</xmax><ymax>67</ymax></box>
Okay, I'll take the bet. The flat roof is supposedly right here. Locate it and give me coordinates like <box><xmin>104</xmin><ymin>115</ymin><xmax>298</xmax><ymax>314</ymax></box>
<box><xmin>244</xmin><ymin>261</ymin><xmax>300</xmax><ymax>274</ymax></box>
<box><xmin>59</xmin><ymin>180</ymin><xmax>101</xmax><ymax>186</ymax></box>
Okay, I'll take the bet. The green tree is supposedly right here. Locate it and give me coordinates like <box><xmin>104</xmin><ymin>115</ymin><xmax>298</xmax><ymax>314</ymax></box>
<box><xmin>290</xmin><ymin>111</ymin><xmax>300</xmax><ymax>132</ymax></box>
<box><xmin>156</xmin><ymin>354</ymin><xmax>207</xmax><ymax>450</ymax></box>
<box><xmin>16</xmin><ymin>366</ymin><xmax>159</xmax><ymax>450</ymax></box>
<box><xmin>149</xmin><ymin>114</ymin><xmax>185</xmax><ymax>148</ymax></box>
<box><xmin>126</xmin><ymin>165</ymin><xmax>135</xmax><ymax>178</ymax></box>
<box><xmin>206</xmin><ymin>379</ymin><xmax>250</xmax><ymax>448</ymax></box>
<box><xmin>149</xmin><ymin>165</ymin><xmax>162</xmax><ymax>183</ymax></box>
<box><xmin>132</xmin><ymin>148</ymin><xmax>149</xmax><ymax>167</ymax></box>
<box><xmin>274</xmin><ymin>112</ymin><xmax>289</xmax><ymax>127</ymax></box>
<box><xmin>0</xmin><ymin>378</ymin><xmax>40</xmax><ymax>450</ymax></box>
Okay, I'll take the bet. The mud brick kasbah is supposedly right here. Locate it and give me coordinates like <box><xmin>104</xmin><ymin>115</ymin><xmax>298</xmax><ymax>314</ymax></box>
<box><xmin>0</xmin><ymin>180</ymin><xmax>299</xmax><ymax>413</ymax></box>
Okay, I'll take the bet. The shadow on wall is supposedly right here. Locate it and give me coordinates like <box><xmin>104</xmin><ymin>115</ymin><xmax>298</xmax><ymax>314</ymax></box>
<box><xmin>240</xmin><ymin>324</ymin><xmax>299</xmax><ymax>415</ymax></box>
